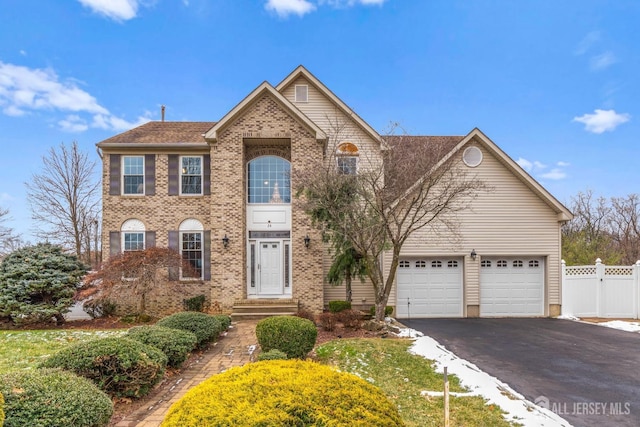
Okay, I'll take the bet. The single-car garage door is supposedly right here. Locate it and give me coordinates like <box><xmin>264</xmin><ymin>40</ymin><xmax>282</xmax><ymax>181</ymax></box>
<box><xmin>480</xmin><ymin>257</ymin><xmax>544</xmax><ymax>316</ymax></box>
<box><xmin>396</xmin><ymin>258</ymin><xmax>463</xmax><ymax>318</ymax></box>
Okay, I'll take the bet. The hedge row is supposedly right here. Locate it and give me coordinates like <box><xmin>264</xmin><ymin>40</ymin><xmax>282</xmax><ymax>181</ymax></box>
<box><xmin>1</xmin><ymin>312</ymin><xmax>232</xmax><ymax>426</ymax></box>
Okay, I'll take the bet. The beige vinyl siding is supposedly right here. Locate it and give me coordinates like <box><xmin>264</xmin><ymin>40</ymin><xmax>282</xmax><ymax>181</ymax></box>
<box><xmin>386</xmin><ymin>142</ymin><xmax>563</xmax><ymax>312</ymax></box>
<box><xmin>281</xmin><ymin>76</ymin><xmax>382</xmax><ymax>170</ymax></box>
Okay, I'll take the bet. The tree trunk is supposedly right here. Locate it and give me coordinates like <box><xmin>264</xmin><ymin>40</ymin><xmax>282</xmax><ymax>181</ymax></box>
<box><xmin>346</xmin><ymin>270</ymin><xmax>352</xmax><ymax>303</ymax></box>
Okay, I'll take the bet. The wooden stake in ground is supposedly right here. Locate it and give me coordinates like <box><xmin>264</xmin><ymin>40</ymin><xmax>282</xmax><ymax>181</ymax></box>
<box><xmin>444</xmin><ymin>366</ymin><xmax>450</xmax><ymax>427</ymax></box>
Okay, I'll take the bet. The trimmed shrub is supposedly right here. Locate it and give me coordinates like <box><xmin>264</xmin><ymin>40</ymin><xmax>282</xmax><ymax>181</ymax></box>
<box><xmin>318</xmin><ymin>312</ymin><xmax>337</xmax><ymax>331</ymax></box>
<box><xmin>211</xmin><ymin>314</ymin><xmax>231</xmax><ymax>331</ymax></box>
<box><xmin>328</xmin><ymin>300</ymin><xmax>351</xmax><ymax>313</ymax></box>
<box><xmin>82</xmin><ymin>299</ymin><xmax>117</xmax><ymax>319</ymax></box>
<box><xmin>126</xmin><ymin>325</ymin><xmax>198</xmax><ymax>368</ymax></box>
<box><xmin>41</xmin><ymin>337</ymin><xmax>167</xmax><ymax>398</ymax></box>
<box><xmin>256</xmin><ymin>316</ymin><xmax>317</xmax><ymax>359</ymax></box>
<box><xmin>162</xmin><ymin>360</ymin><xmax>404</xmax><ymax>427</ymax></box>
<box><xmin>336</xmin><ymin>309</ymin><xmax>363</xmax><ymax>329</ymax></box>
<box><xmin>0</xmin><ymin>368</ymin><xmax>113</xmax><ymax>427</ymax></box>
<box><xmin>156</xmin><ymin>312</ymin><xmax>223</xmax><ymax>348</ymax></box>
<box><xmin>370</xmin><ymin>305</ymin><xmax>394</xmax><ymax>317</ymax></box>
<box><xmin>257</xmin><ymin>349</ymin><xmax>288</xmax><ymax>361</ymax></box>
<box><xmin>183</xmin><ymin>294</ymin><xmax>206</xmax><ymax>312</ymax></box>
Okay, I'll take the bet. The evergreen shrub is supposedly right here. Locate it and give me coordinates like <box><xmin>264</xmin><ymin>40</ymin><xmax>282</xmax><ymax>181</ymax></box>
<box><xmin>41</xmin><ymin>337</ymin><xmax>167</xmax><ymax>398</ymax></box>
<box><xmin>161</xmin><ymin>360</ymin><xmax>404</xmax><ymax>427</ymax></box>
<box><xmin>328</xmin><ymin>300</ymin><xmax>351</xmax><ymax>313</ymax></box>
<box><xmin>369</xmin><ymin>305</ymin><xmax>394</xmax><ymax>317</ymax></box>
<box><xmin>126</xmin><ymin>325</ymin><xmax>198</xmax><ymax>368</ymax></box>
<box><xmin>211</xmin><ymin>314</ymin><xmax>231</xmax><ymax>331</ymax></box>
<box><xmin>0</xmin><ymin>368</ymin><xmax>113</xmax><ymax>427</ymax></box>
<box><xmin>156</xmin><ymin>312</ymin><xmax>222</xmax><ymax>348</ymax></box>
<box><xmin>183</xmin><ymin>294</ymin><xmax>206</xmax><ymax>312</ymax></box>
<box><xmin>256</xmin><ymin>316</ymin><xmax>317</xmax><ymax>359</ymax></box>
<box><xmin>257</xmin><ymin>349</ymin><xmax>288</xmax><ymax>361</ymax></box>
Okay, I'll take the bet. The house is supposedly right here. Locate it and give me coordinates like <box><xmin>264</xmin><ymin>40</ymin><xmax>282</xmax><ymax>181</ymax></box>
<box><xmin>97</xmin><ymin>66</ymin><xmax>572</xmax><ymax>318</ymax></box>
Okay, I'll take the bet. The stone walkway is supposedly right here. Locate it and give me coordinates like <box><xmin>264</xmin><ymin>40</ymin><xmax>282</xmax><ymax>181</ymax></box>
<box><xmin>115</xmin><ymin>320</ymin><xmax>259</xmax><ymax>427</ymax></box>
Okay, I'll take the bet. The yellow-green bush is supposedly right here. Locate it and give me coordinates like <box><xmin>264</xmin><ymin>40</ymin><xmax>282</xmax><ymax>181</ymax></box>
<box><xmin>162</xmin><ymin>360</ymin><xmax>404</xmax><ymax>427</ymax></box>
<box><xmin>0</xmin><ymin>390</ymin><xmax>4</xmax><ymax>427</ymax></box>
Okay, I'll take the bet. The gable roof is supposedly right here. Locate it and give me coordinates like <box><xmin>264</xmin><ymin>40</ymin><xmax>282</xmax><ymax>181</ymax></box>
<box><xmin>276</xmin><ymin>65</ymin><xmax>384</xmax><ymax>147</ymax></box>
<box><xmin>391</xmin><ymin>129</ymin><xmax>572</xmax><ymax>221</ymax></box>
<box><xmin>204</xmin><ymin>81</ymin><xmax>326</xmax><ymax>142</ymax></box>
<box><xmin>97</xmin><ymin>121</ymin><xmax>214</xmax><ymax>149</ymax></box>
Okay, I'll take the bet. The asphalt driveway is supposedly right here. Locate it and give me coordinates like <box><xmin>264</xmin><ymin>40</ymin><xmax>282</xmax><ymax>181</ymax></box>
<box><xmin>402</xmin><ymin>318</ymin><xmax>640</xmax><ymax>427</ymax></box>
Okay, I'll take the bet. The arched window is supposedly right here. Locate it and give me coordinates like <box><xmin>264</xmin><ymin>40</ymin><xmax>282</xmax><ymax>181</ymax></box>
<box><xmin>247</xmin><ymin>156</ymin><xmax>291</xmax><ymax>204</ymax></box>
<box><xmin>121</xmin><ymin>219</ymin><xmax>145</xmax><ymax>252</ymax></box>
<box><xmin>179</xmin><ymin>219</ymin><xmax>204</xmax><ymax>280</ymax></box>
<box><xmin>336</xmin><ymin>142</ymin><xmax>359</xmax><ymax>175</ymax></box>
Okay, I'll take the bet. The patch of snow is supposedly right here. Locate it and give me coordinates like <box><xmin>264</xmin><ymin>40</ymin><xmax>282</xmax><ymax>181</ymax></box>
<box><xmin>397</xmin><ymin>327</ymin><xmax>572</xmax><ymax>427</ymax></box>
<box><xmin>597</xmin><ymin>320</ymin><xmax>640</xmax><ymax>333</ymax></box>
<box><xmin>556</xmin><ymin>314</ymin><xmax>580</xmax><ymax>321</ymax></box>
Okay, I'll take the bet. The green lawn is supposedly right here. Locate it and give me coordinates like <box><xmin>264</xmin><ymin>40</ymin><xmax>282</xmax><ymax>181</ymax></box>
<box><xmin>0</xmin><ymin>329</ymin><xmax>125</xmax><ymax>374</ymax></box>
<box><xmin>316</xmin><ymin>338</ymin><xmax>517</xmax><ymax>427</ymax></box>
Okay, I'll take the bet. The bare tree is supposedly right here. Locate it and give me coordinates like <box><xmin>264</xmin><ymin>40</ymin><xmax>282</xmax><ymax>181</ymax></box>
<box><xmin>25</xmin><ymin>142</ymin><xmax>100</xmax><ymax>265</ymax></box>
<box><xmin>608</xmin><ymin>194</ymin><xmax>640</xmax><ymax>264</ymax></box>
<box><xmin>0</xmin><ymin>206</ymin><xmax>12</xmax><ymax>258</ymax></box>
<box><xmin>562</xmin><ymin>190</ymin><xmax>622</xmax><ymax>264</ymax></box>
<box><xmin>296</xmin><ymin>126</ymin><xmax>487</xmax><ymax>320</ymax></box>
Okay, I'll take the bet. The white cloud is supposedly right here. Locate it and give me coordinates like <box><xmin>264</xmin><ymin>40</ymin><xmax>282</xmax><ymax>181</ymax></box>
<box><xmin>0</xmin><ymin>62</ymin><xmax>108</xmax><ymax>116</ymax></box>
<box><xmin>59</xmin><ymin>115</ymin><xmax>89</xmax><ymax>133</ymax></box>
<box><xmin>517</xmin><ymin>157</ymin><xmax>568</xmax><ymax>181</ymax></box>
<box><xmin>0</xmin><ymin>61</ymin><xmax>152</xmax><ymax>133</ymax></box>
<box><xmin>19</xmin><ymin>50</ymin><xmax>27</xmax><ymax>56</ymax></box>
<box><xmin>575</xmin><ymin>31</ymin><xmax>601</xmax><ymax>56</ymax></box>
<box><xmin>265</xmin><ymin>0</ymin><xmax>316</xmax><ymax>17</ymax></box>
<box><xmin>516</xmin><ymin>157</ymin><xmax>533</xmax><ymax>172</ymax></box>
<box><xmin>573</xmin><ymin>109</ymin><xmax>630</xmax><ymax>134</ymax></box>
<box><xmin>266</xmin><ymin>0</ymin><xmax>386</xmax><ymax>17</ymax></box>
<box><xmin>78</xmin><ymin>0</ymin><xmax>139</xmax><ymax>21</ymax></box>
<box><xmin>590</xmin><ymin>51</ymin><xmax>616</xmax><ymax>71</ymax></box>
<box><xmin>540</xmin><ymin>168</ymin><xmax>566</xmax><ymax>180</ymax></box>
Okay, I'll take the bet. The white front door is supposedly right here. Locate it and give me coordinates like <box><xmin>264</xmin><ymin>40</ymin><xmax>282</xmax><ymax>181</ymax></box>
<box><xmin>259</xmin><ymin>241</ymin><xmax>282</xmax><ymax>295</ymax></box>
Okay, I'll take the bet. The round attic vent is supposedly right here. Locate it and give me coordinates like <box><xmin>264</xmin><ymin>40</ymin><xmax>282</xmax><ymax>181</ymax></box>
<box><xmin>463</xmin><ymin>146</ymin><xmax>483</xmax><ymax>167</ymax></box>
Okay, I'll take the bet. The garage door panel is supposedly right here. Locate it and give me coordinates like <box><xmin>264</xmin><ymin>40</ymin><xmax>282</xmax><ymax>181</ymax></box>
<box><xmin>480</xmin><ymin>257</ymin><xmax>544</xmax><ymax>317</ymax></box>
<box><xmin>396</xmin><ymin>258</ymin><xmax>463</xmax><ymax>318</ymax></box>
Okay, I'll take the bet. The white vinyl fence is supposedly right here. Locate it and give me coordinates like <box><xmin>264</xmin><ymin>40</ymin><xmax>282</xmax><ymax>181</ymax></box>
<box><xmin>562</xmin><ymin>259</ymin><xmax>640</xmax><ymax>319</ymax></box>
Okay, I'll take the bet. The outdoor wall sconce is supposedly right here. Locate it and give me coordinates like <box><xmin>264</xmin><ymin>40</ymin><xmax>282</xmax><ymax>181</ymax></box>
<box><xmin>470</xmin><ymin>249</ymin><xmax>477</xmax><ymax>261</ymax></box>
<box><xmin>222</xmin><ymin>234</ymin><xmax>229</xmax><ymax>249</ymax></box>
<box><xmin>304</xmin><ymin>235</ymin><xmax>311</xmax><ymax>248</ymax></box>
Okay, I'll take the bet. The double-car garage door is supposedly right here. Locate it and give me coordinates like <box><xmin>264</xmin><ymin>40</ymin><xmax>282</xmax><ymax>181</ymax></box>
<box><xmin>396</xmin><ymin>256</ymin><xmax>544</xmax><ymax>318</ymax></box>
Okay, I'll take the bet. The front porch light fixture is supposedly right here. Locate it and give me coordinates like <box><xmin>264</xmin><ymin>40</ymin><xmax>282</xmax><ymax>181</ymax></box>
<box><xmin>304</xmin><ymin>235</ymin><xmax>310</xmax><ymax>248</ymax></box>
<box><xmin>470</xmin><ymin>249</ymin><xmax>477</xmax><ymax>261</ymax></box>
<box><xmin>222</xmin><ymin>234</ymin><xmax>229</xmax><ymax>249</ymax></box>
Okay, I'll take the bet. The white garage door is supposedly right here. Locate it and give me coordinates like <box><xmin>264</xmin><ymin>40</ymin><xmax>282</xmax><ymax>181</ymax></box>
<box><xmin>396</xmin><ymin>258</ymin><xmax>463</xmax><ymax>318</ymax></box>
<box><xmin>480</xmin><ymin>257</ymin><xmax>544</xmax><ymax>316</ymax></box>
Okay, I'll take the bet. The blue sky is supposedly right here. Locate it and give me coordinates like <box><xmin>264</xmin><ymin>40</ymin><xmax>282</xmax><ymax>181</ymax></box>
<box><xmin>0</xmin><ymin>0</ymin><xmax>638</xmax><ymax>241</ymax></box>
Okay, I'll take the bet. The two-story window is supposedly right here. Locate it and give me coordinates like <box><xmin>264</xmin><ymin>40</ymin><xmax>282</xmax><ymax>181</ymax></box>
<box><xmin>181</xmin><ymin>156</ymin><xmax>202</xmax><ymax>195</ymax></box>
<box><xmin>123</xmin><ymin>156</ymin><xmax>144</xmax><ymax>195</ymax></box>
